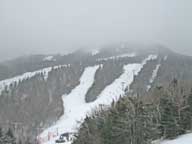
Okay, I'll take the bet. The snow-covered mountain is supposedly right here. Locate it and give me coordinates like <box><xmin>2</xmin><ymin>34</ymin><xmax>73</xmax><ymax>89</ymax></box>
<box><xmin>151</xmin><ymin>133</ymin><xmax>192</xmax><ymax>144</ymax></box>
<box><xmin>39</xmin><ymin>55</ymin><xmax>158</xmax><ymax>144</ymax></box>
<box><xmin>0</xmin><ymin>44</ymin><xmax>192</xmax><ymax>143</ymax></box>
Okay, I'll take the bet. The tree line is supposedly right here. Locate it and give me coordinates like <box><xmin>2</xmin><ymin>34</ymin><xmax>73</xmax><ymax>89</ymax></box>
<box><xmin>2</xmin><ymin>79</ymin><xmax>192</xmax><ymax>144</ymax></box>
<box><xmin>73</xmin><ymin>79</ymin><xmax>192</xmax><ymax>144</ymax></box>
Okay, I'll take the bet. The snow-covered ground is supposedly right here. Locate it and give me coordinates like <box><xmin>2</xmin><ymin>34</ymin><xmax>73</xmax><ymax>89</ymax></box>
<box><xmin>93</xmin><ymin>55</ymin><xmax>158</xmax><ymax>106</ymax></box>
<box><xmin>43</xmin><ymin>56</ymin><xmax>56</xmax><ymax>61</ymax></box>
<box><xmin>0</xmin><ymin>65</ymin><xmax>69</xmax><ymax>94</ymax></box>
<box><xmin>90</xmin><ymin>64</ymin><xmax>141</xmax><ymax>105</ymax></box>
<box><xmin>147</xmin><ymin>63</ymin><xmax>161</xmax><ymax>91</ymax></box>
<box><xmin>39</xmin><ymin>55</ymin><xmax>157</xmax><ymax>144</ymax></box>
<box><xmin>158</xmin><ymin>133</ymin><xmax>192</xmax><ymax>144</ymax></box>
<box><xmin>91</xmin><ymin>49</ymin><xmax>100</xmax><ymax>56</ymax></box>
<box><xmin>164</xmin><ymin>56</ymin><xmax>168</xmax><ymax>61</ymax></box>
<box><xmin>39</xmin><ymin>65</ymin><xmax>100</xmax><ymax>144</ymax></box>
<box><xmin>97</xmin><ymin>53</ymin><xmax>136</xmax><ymax>61</ymax></box>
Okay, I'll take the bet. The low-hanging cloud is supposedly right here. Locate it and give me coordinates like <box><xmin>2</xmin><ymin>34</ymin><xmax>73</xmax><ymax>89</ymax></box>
<box><xmin>0</xmin><ymin>0</ymin><xmax>192</xmax><ymax>61</ymax></box>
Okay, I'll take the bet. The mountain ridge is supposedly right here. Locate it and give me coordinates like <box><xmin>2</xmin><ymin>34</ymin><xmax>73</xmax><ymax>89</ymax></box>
<box><xmin>0</xmin><ymin>45</ymin><xmax>192</xmax><ymax>143</ymax></box>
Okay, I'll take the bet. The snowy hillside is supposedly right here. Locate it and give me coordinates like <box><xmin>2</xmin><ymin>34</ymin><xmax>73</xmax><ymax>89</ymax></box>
<box><xmin>155</xmin><ymin>133</ymin><xmax>192</xmax><ymax>144</ymax></box>
<box><xmin>97</xmin><ymin>53</ymin><xmax>136</xmax><ymax>61</ymax></box>
<box><xmin>0</xmin><ymin>65</ymin><xmax>69</xmax><ymax>94</ymax></box>
<box><xmin>91</xmin><ymin>49</ymin><xmax>100</xmax><ymax>56</ymax></box>
<box><xmin>39</xmin><ymin>55</ymin><xmax>158</xmax><ymax>144</ymax></box>
<box><xmin>43</xmin><ymin>56</ymin><xmax>56</xmax><ymax>61</ymax></box>
<box><xmin>1</xmin><ymin>46</ymin><xmax>192</xmax><ymax>144</ymax></box>
<box><xmin>147</xmin><ymin>63</ymin><xmax>161</xmax><ymax>91</ymax></box>
<box><xmin>39</xmin><ymin>65</ymin><xmax>100</xmax><ymax>144</ymax></box>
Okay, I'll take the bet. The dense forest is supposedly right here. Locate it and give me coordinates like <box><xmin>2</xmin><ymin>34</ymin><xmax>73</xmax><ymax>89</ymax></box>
<box><xmin>73</xmin><ymin>79</ymin><xmax>192</xmax><ymax>144</ymax></box>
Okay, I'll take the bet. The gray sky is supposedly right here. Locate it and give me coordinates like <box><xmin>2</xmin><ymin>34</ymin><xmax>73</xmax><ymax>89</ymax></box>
<box><xmin>0</xmin><ymin>0</ymin><xmax>192</xmax><ymax>61</ymax></box>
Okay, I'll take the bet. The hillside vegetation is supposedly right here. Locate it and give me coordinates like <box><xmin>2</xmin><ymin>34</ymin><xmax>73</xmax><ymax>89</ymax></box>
<box><xmin>73</xmin><ymin>80</ymin><xmax>192</xmax><ymax>144</ymax></box>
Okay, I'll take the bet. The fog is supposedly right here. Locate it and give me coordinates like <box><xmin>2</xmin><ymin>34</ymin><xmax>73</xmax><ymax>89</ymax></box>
<box><xmin>0</xmin><ymin>0</ymin><xmax>192</xmax><ymax>61</ymax></box>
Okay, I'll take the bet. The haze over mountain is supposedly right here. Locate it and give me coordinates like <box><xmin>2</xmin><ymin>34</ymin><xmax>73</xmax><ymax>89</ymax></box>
<box><xmin>1</xmin><ymin>1</ymin><xmax>192</xmax><ymax>144</ymax></box>
<box><xmin>0</xmin><ymin>0</ymin><xmax>192</xmax><ymax>61</ymax></box>
<box><xmin>0</xmin><ymin>46</ymin><xmax>192</xmax><ymax>144</ymax></box>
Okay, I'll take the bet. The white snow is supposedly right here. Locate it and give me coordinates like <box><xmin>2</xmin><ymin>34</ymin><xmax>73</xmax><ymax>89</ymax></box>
<box><xmin>0</xmin><ymin>65</ymin><xmax>69</xmax><ymax>94</ymax></box>
<box><xmin>39</xmin><ymin>55</ymin><xmax>158</xmax><ymax>144</ymax></box>
<box><xmin>142</xmin><ymin>55</ymin><xmax>158</xmax><ymax>65</ymax></box>
<box><xmin>147</xmin><ymin>63</ymin><xmax>161</xmax><ymax>91</ymax></box>
<box><xmin>91</xmin><ymin>64</ymin><xmax>141</xmax><ymax>105</ymax></box>
<box><xmin>159</xmin><ymin>133</ymin><xmax>192</xmax><ymax>144</ymax></box>
<box><xmin>91</xmin><ymin>49</ymin><xmax>100</xmax><ymax>56</ymax></box>
<box><xmin>43</xmin><ymin>56</ymin><xmax>56</xmax><ymax>61</ymax></box>
<box><xmin>97</xmin><ymin>53</ymin><xmax>136</xmax><ymax>61</ymax></box>
<box><xmin>94</xmin><ymin>55</ymin><xmax>158</xmax><ymax>105</ymax></box>
<box><xmin>149</xmin><ymin>64</ymin><xmax>161</xmax><ymax>84</ymax></box>
<box><xmin>39</xmin><ymin>65</ymin><xmax>100</xmax><ymax>144</ymax></box>
<box><xmin>164</xmin><ymin>56</ymin><xmax>168</xmax><ymax>61</ymax></box>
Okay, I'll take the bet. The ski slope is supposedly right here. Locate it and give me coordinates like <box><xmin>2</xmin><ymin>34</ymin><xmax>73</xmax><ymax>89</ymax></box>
<box><xmin>93</xmin><ymin>55</ymin><xmax>158</xmax><ymax>107</ymax></box>
<box><xmin>39</xmin><ymin>55</ymin><xmax>157</xmax><ymax>144</ymax></box>
<box><xmin>91</xmin><ymin>49</ymin><xmax>100</xmax><ymax>56</ymax></box>
<box><xmin>159</xmin><ymin>133</ymin><xmax>192</xmax><ymax>144</ymax></box>
<box><xmin>164</xmin><ymin>56</ymin><xmax>168</xmax><ymax>61</ymax></box>
<box><xmin>43</xmin><ymin>56</ymin><xmax>56</xmax><ymax>61</ymax></box>
<box><xmin>39</xmin><ymin>65</ymin><xmax>100</xmax><ymax>144</ymax></box>
<box><xmin>97</xmin><ymin>53</ymin><xmax>136</xmax><ymax>61</ymax></box>
<box><xmin>147</xmin><ymin>63</ymin><xmax>161</xmax><ymax>91</ymax></box>
<box><xmin>0</xmin><ymin>65</ymin><xmax>69</xmax><ymax>94</ymax></box>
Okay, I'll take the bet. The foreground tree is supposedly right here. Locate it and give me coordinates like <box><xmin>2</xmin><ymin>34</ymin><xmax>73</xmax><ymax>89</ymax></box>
<box><xmin>0</xmin><ymin>128</ymin><xmax>16</xmax><ymax>144</ymax></box>
<box><xmin>73</xmin><ymin>96</ymin><xmax>159</xmax><ymax>144</ymax></box>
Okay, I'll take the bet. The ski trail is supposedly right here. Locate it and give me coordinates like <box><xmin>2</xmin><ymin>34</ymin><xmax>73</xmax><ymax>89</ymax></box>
<box><xmin>39</xmin><ymin>55</ymin><xmax>158</xmax><ymax>144</ymax></box>
<box><xmin>39</xmin><ymin>65</ymin><xmax>100</xmax><ymax>144</ymax></box>
<box><xmin>147</xmin><ymin>63</ymin><xmax>161</xmax><ymax>91</ymax></box>
<box><xmin>0</xmin><ymin>65</ymin><xmax>70</xmax><ymax>94</ymax></box>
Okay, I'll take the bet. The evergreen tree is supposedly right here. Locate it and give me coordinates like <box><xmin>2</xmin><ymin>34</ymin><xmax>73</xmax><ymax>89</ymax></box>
<box><xmin>73</xmin><ymin>80</ymin><xmax>192</xmax><ymax>144</ymax></box>
<box><xmin>6</xmin><ymin>128</ymin><xmax>14</xmax><ymax>138</ymax></box>
<box><xmin>0</xmin><ymin>127</ymin><xmax>2</xmax><ymax>138</ymax></box>
<box><xmin>181</xmin><ymin>89</ymin><xmax>192</xmax><ymax>131</ymax></box>
<box><xmin>2</xmin><ymin>128</ymin><xmax>16</xmax><ymax>144</ymax></box>
<box><xmin>18</xmin><ymin>139</ymin><xmax>22</xmax><ymax>144</ymax></box>
<box><xmin>158</xmin><ymin>94</ymin><xmax>183</xmax><ymax>139</ymax></box>
<box><xmin>0</xmin><ymin>127</ymin><xmax>3</xmax><ymax>144</ymax></box>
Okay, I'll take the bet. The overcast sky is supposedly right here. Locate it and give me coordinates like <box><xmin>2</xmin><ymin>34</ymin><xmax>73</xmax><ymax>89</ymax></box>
<box><xmin>0</xmin><ymin>0</ymin><xmax>192</xmax><ymax>61</ymax></box>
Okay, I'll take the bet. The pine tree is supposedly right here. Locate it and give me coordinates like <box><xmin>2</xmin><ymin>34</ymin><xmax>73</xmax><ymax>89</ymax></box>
<box><xmin>18</xmin><ymin>139</ymin><xmax>22</xmax><ymax>144</ymax></box>
<box><xmin>0</xmin><ymin>127</ymin><xmax>2</xmax><ymax>138</ymax></box>
<box><xmin>181</xmin><ymin>89</ymin><xmax>192</xmax><ymax>131</ymax></box>
<box><xmin>2</xmin><ymin>128</ymin><xmax>16</xmax><ymax>144</ymax></box>
<box><xmin>158</xmin><ymin>94</ymin><xmax>182</xmax><ymax>139</ymax></box>
<box><xmin>0</xmin><ymin>127</ymin><xmax>3</xmax><ymax>144</ymax></box>
<box><xmin>6</xmin><ymin>128</ymin><xmax>14</xmax><ymax>138</ymax></box>
<box><xmin>188</xmin><ymin>89</ymin><xmax>192</xmax><ymax>119</ymax></box>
